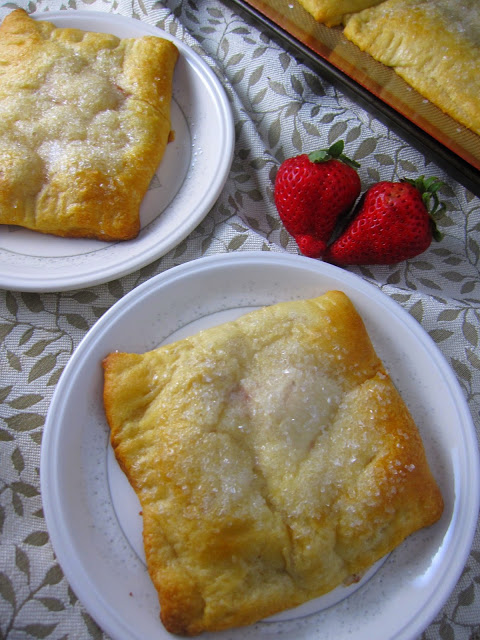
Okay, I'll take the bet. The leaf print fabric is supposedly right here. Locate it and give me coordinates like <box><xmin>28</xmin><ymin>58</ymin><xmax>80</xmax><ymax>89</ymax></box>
<box><xmin>0</xmin><ymin>0</ymin><xmax>479</xmax><ymax>638</ymax></box>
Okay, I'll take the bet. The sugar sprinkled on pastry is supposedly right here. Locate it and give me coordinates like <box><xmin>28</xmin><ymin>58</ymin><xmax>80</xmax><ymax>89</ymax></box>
<box><xmin>103</xmin><ymin>290</ymin><xmax>443</xmax><ymax>635</ymax></box>
<box><xmin>0</xmin><ymin>9</ymin><xmax>178</xmax><ymax>240</ymax></box>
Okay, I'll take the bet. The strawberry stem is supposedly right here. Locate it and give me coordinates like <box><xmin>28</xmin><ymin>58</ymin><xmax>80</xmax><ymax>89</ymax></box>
<box><xmin>402</xmin><ymin>176</ymin><xmax>446</xmax><ymax>242</ymax></box>
<box><xmin>308</xmin><ymin>140</ymin><xmax>360</xmax><ymax>169</ymax></box>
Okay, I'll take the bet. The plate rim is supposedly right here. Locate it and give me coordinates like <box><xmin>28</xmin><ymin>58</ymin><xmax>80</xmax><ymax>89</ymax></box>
<box><xmin>0</xmin><ymin>10</ymin><xmax>235</xmax><ymax>292</ymax></box>
<box><xmin>40</xmin><ymin>251</ymin><xmax>480</xmax><ymax>640</ymax></box>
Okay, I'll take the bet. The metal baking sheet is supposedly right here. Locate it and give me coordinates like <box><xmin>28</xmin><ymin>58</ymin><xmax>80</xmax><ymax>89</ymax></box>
<box><xmin>230</xmin><ymin>0</ymin><xmax>480</xmax><ymax>195</ymax></box>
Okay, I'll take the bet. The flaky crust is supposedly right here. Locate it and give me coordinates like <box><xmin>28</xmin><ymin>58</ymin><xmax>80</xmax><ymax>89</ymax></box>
<box><xmin>103</xmin><ymin>291</ymin><xmax>443</xmax><ymax>635</ymax></box>
<box><xmin>296</xmin><ymin>0</ymin><xmax>384</xmax><ymax>27</ymax></box>
<box><xmin>343</xmin><ymin>0</ymin><xmax>480</xmax><ymax>135</ymax></box>
<box><xmin>0</xmin><ymin>9</ymin><xmax>178</xmax><ymax>240</ymax></box>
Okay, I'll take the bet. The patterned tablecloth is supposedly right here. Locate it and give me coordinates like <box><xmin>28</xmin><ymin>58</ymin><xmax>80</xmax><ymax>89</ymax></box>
<box><xmin>0</xmin><ymin>0</ymin><xmax>479</xmax><ymax>638</ymax></box>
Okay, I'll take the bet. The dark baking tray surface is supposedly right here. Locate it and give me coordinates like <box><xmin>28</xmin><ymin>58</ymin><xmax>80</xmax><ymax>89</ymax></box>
<box><xmin>229</xmin><ymin>0</ymin><xmax>480</xmax><ymax>196</ymax></box>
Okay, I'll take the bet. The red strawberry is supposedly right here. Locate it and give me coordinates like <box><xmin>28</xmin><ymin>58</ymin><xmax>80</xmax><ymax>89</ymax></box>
<box><xmin>324</xmin><ymin>176</ymin><xmax>445</xmax><ymax>265</ymax></box>
<box><xmin>274</xmin><ymin>141</ymin><xmax>361</xmax><ymax>258</ymax></box>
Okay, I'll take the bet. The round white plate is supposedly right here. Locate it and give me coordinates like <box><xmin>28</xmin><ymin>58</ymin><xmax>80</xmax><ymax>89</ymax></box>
<box><xmin>41</xmin><ymin>252</ymin><xmax>479</xmax><ymax>640</ymax></box>
<box><xmin>0</xmin><ymin>11</ymin><xmax>234</xmax><ymax>292</ymax></box>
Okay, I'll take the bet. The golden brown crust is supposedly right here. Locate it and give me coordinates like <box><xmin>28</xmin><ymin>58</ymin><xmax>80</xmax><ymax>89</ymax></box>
<box><xmin>343</xmin><ymin>0</ymin><xmax>480</xmax><ymax>135</ymax></box>
<box><xmin>0</xmin><ymin>9</ymin><xmax>178</xmax><ymax>240</ymax></box>
<box><xmin>103</xmin><ymin>291</ymin><xmax>443</xmax><ymax>635</ymax></box>
<box><xmin>295</xmin><ymin>0</ymin><xmax>385</xmax><ymax>27</ymax></box>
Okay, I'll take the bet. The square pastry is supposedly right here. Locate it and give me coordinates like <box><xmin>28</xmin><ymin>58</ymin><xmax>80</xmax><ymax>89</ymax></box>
<box><xmin>103</xmin><ymin>290</ymin><xmax>443</xmax><ymax>635</ymax></box>
<box><xmin>0</xmin><ymin>9</ymin><xmax>178</xmax><ymax>240</ymax></box>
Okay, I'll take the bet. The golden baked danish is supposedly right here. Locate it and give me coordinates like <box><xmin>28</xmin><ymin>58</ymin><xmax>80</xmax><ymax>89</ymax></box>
<box><xmin>103</xmin><ymin>291</ymin><xmax>443</xmax><ymax>635</ymax></box>
<box><xmin>343</xmin><ymin>0</ymin><xmax>480</xmax><ymax>135</ymax></box>
<box><xmin>296</xmin><ymin>0</ymin><xmax>385</xmax><ymax>27</ymax></box>
<box><xmin>0</xmin><ymin>9</ymin><xmax>178</xmax><ymax>240</ymax></box>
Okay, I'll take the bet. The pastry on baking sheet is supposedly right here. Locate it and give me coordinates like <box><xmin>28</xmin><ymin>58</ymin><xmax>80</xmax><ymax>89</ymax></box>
<box><xmin>296</xmin><ymin>0</ymin><xmax>385</xmax><ymax>27</ymax></box>
<box><xmin>103</xmin><ymin>290</ymin><xmax>443</xmax><ymax>635</ymax></box>
<box><xmin>343</xmin><ymin>0</ymin><xmax>480</xmax><ymax>136</ymax></box>
<box><xmin>0</xmin><ymin>9</ymin><xmax>178</xmax><ymax>241</ymax></box>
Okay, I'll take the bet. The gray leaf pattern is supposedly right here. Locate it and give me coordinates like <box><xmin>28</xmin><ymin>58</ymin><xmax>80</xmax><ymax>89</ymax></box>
<box><xmin>0</xmin><ymin>0</ymin><xmax>479</xmax><ymax>638</ymax></box>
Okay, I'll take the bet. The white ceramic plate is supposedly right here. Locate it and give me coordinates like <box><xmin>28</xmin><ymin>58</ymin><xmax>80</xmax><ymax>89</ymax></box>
<box><xmin>0</xmin><ymin>11</ymin><xmax>234</xmax><ymax>292</ymax></box>
<box><xmin>41</xmin><ymin>252</ymin><xmax>480</xmax><ymax>640</ymax></box>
